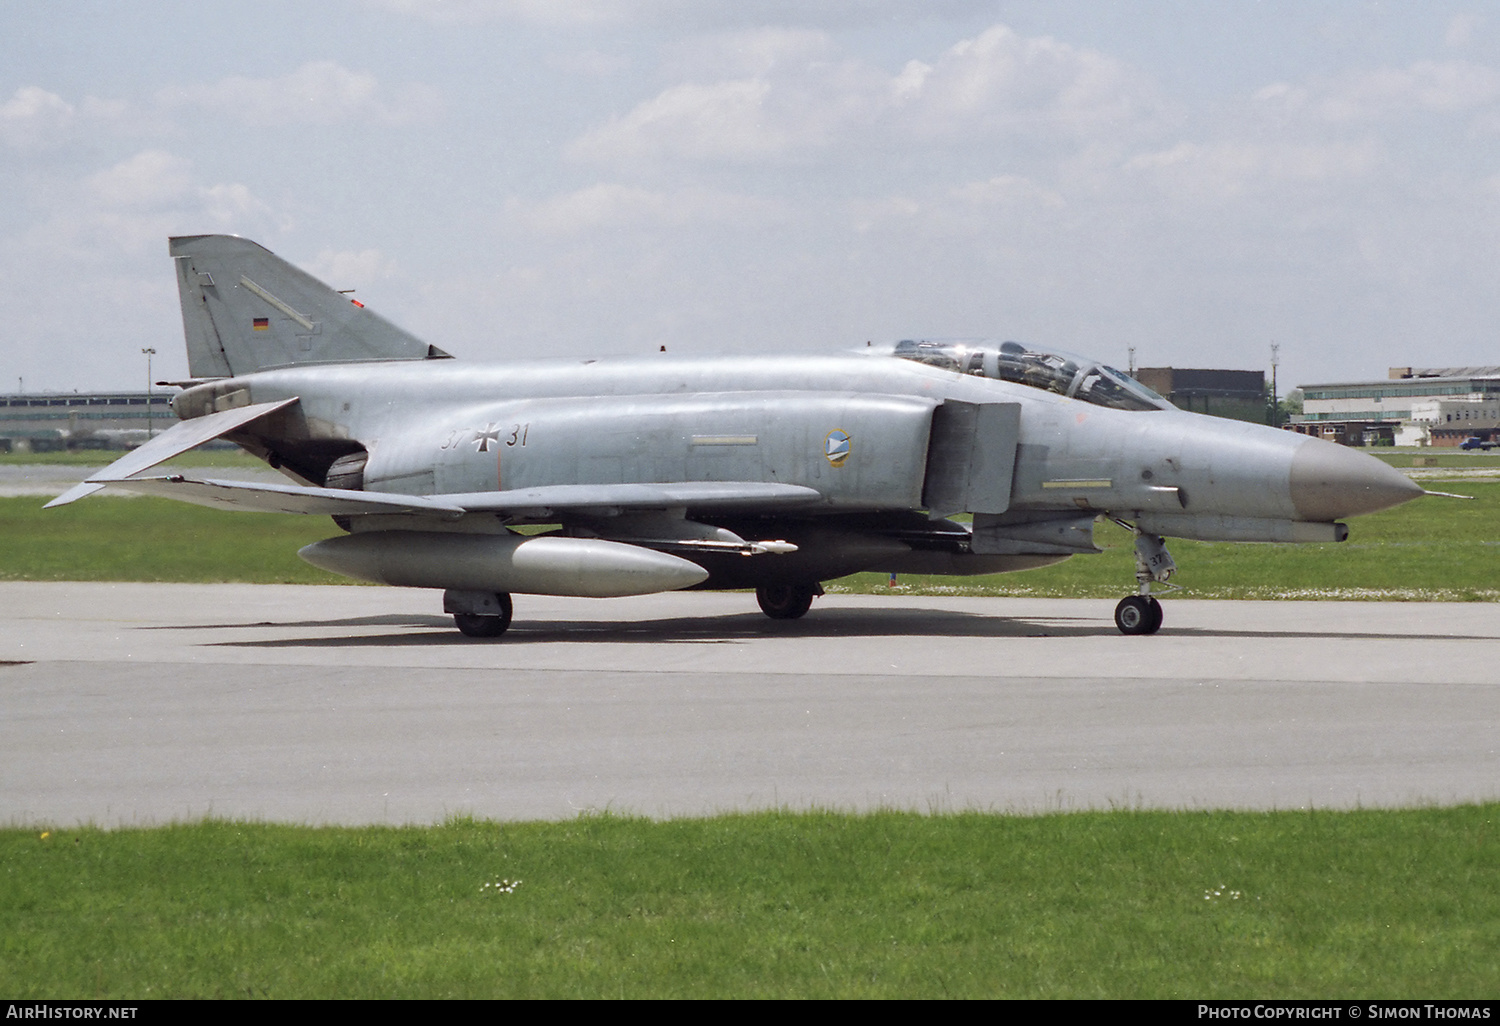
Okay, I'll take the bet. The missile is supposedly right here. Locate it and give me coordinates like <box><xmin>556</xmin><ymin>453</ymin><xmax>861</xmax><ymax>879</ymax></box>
<box><xmin>299</xmin><ymin>531</ymin><xmax>709</xmax><ymax>597</ymax></box>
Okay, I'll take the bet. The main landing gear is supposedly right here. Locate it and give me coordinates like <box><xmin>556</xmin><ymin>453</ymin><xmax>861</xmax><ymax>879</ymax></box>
<box><xmin>445</xmin><ymin>589</ymin><xmax>513</xmax><ymax>639</ymax></box>
<box><xmin>756</xmin><ymin>582</ymin><xmax>822</xmax><ymax>620</ymax></box>
<box><xmin>1110</xmin><ymin>525</ymin><xmax>1176</xmax><ymax>636</ymax></box>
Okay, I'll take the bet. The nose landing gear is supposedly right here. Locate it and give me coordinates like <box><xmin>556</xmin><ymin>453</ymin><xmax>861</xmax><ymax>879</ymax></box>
<box><xmin>1111</xmin><ymin>524</ymin><xmax>1175</xmax><ymax>636</ymax></box>
<box><xmin>1114</xmin><ymin>593</ymin><xmax>1163</xmax><ymax>635</ymax></box>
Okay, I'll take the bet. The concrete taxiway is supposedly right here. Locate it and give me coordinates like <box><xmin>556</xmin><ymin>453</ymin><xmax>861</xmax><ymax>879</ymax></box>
<box><xmin>1</xmin><ymin>582</ymin><xmax>1496</xmax><ymax>826</ymax></box>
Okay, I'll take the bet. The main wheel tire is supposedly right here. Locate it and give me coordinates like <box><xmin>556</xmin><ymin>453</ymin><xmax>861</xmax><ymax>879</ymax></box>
<box><xmin>1114</xmin><ymin>595</ymin><xmax>1160</xmax><ymax>636</ymax></box>
<box><xmin>1143</xmin><ymin>596</ymin><xmax>1164</xmax><ymax>634</ymax></box>
<box><xmin>756</xmin><ymin>583</ymin><xmax>816</xmax><ymax>620</ymax></box>
<box><xmin>453</xmin><ymin>593</ymin><xmax>513</xmax><ymax>638</ymax></box>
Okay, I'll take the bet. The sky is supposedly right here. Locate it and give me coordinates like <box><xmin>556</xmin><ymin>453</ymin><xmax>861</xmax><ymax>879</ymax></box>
<box><xmin>3</xmin><ymin>0</ymin><xmax>1499</xmax><ymax>394</ymax></box>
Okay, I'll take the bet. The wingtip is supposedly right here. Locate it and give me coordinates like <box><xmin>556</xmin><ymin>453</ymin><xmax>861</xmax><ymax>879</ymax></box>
<box><xmin>44</xmin><ymin>482</ymin><xmax>105</xmax><ymax>508</ymax></box>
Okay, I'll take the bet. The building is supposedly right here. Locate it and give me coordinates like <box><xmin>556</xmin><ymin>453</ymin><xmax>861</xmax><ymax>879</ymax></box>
<box><xmin>1132</xmin><ymin>367</ymin><xmax>1271</xmax><ymax>424</ymax></box>
<box><xmin>1417</xmin><ymin>405</ymin><xmax>1500</xmax><ymax>447</ymax></box>
<box><xmin>0</xmin><ymin>391</ymin><xmax>175</xmax><ymax>452</ymax></box>
<box><xmin>1292</xmin><ymin>366</ymin><xmax>1500</xmax><ymax>446</ymax></box>
<box><xmin>1405</xmin><ymin>398</ymin><xmax>1500</xmax><ymax>446</ymax></box>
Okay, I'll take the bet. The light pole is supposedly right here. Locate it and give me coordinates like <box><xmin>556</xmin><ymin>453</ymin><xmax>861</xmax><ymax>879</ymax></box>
<box><xmin>141</xmin><ymin>348</ymin><xmax>156</xmax><ymax>438</ymax></box>
<box><xmin>1270</xmin><ymin>343</ymin><xmax>1280</xmax><ymax>429</ymax></box>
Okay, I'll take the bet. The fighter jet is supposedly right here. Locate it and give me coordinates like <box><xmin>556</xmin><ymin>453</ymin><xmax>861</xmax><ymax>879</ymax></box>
<box><xmin>47</xmin><ymin>235</ymin><xmax>1423</xmax><ymax>637</ymax></box>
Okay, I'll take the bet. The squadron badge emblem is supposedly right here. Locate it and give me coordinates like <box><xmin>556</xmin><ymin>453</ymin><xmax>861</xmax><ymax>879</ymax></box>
<box><xmin>824</xmin><ymin>429</ymin><xmax>851</xmax><ymax>467</ymax></box>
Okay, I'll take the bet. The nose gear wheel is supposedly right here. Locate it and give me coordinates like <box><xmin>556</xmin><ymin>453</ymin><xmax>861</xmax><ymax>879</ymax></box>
<box><xmin>1114</xmin><ymin>594</ymin><xmax>1163</xmax><ymax>635</ymax></box>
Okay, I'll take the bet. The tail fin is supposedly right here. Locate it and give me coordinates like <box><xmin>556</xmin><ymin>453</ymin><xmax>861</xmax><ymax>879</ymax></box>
<box><xmin>169</xmin><ymin>235</ymin><xmax>451</xmax><ymax>378</ymax></box>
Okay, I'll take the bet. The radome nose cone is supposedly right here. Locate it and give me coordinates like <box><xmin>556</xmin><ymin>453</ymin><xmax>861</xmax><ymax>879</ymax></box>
<box><xmin>1289</xmin><ymin>439</ymin><xmax>1423</xmax><ymax>520</ymax></box>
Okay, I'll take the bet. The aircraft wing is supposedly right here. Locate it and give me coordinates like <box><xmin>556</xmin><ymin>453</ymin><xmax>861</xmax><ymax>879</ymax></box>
<box><xmin>44</xmin><ymin>398</ymin><xmax>301</xmax><ymax>508</ymax></box>
<box><xmin>100</xmin><ymin>475</ymin><xmax>468</xmax><ymax>516</ymax></box>
<box><xmin>87</xmin><ymin>476</ymin><xmax>822</xmax><ymax>517</ymax></box>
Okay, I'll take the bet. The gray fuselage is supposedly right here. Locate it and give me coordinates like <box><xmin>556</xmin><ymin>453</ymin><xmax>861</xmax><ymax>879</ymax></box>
<box><xmin>173</xmin><ymin>349</ymin><xmax>1406</xmax><ymax>538</ymax></box>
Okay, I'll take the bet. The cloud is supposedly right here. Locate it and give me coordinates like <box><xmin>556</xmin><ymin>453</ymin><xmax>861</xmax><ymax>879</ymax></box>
<box><xmin>949</xmin><ymin>175</ymin><xmax>1066</xmax><ymax>209</ymax></box>
<box><xmin>1256</xmin><ymin>60</ymin><xmax>1500</xmax><ymax>122</ymax></box>
<box><xmin>545</xmin><ymin>48</ymin><xmax>632</xmax><ymax>77</ymax></box>
<box><xmin>568</xmin><ymin>22</ymin><xmax>1163</xmax><ymax>165</ymax></box>
<box><xmin>569</xmin><ymin>79</ymin><xmax>790</xmax><ymax>162</ymax></box>
<box><xmin>894</xmin><ymin>24</ymin><xmax>1159</xmax><ymax>138</ymax></box>
<box><xmin>364</xmin><ymin>0</ymin><xmax>980</xmax><ymax>30</ymax></box>
<box><xmin>0</xmin><ymin>87</ymin><xmax>75</xmax><ymax>150</ymax></box>
<box><xmin>510</xmin><ymin>183</ymin><xmax>784</xmax><ymax>234</ymax></box>
<box><xmin>160</xmin><ymin>61</ymin><xmax>439</xmax><ymax>127</ymax></box>
<box><xmin>1446</xmin><ymin>13</ymin><xmax>1483</xmax><ymax>49</ymax></box>
<box><xmin>4</xmin><ymin>66</ymin><xmax>436</xmax><ymax>149</ymax></box>
<box><xmin>0</xmin><ymin>147</ymin><xmax>292</xmax><ymax>390</ymax></box>
<box><xmin>84</xmin><ymin>150</ymin><xmax>196</xmax><ymax>209</ymax></box>
<box><xmin>198</xmin><ymin>183</ymin><xmax>281</xmax><ymax>229</ymax></box>
<box><xmin>79</xmin><ymin>150</ymin><xmax>278</xmax><ymax>229</ymax></box>
<box><xmin>1123</xmin><ymin>140</ymin><xmax>1379</xmax><ymax>199</ymax></box>
<box><xmin>363</xmin><ymin>0</ymin><xmax>640</xmax><ymax>27</ymax></box>
<box><xmin>660</xmin><ymin>27</ymin><xmax>834</xmax><ymax>79</ymax></box>
<box><xmin>0</xmin><ymin>86</ymin><xmax>180</xmax><ymax>151</ymax></box>
<box><xmin>34</xmin><ymin>149</ymin><xmax>285</xmax><ymax>260</ymax></box>
<box><xmin>307</xmin><ymin>248</ymin><xmax>398</xmax><ymax>286</ymax></box>
<box><xmin>848</xmin><ymin>174</ymin><xmax>1069</xmax><ymax>237</ymax></box>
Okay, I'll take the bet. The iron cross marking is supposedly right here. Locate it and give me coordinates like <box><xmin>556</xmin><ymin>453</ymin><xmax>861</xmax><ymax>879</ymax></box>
<box><xmin>473</xmin><ymin>423</ymin><xmax>501</xmax><ymax>452</ymax></box>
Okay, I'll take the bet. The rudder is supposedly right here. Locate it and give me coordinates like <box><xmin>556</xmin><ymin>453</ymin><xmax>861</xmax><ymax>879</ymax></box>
<box><xmin>169</xmin><ymin>235</ymin><xmax>449</xmax><ymax>378</ymax></box>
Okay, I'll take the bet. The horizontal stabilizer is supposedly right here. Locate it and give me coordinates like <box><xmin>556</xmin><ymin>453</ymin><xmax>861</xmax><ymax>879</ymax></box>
<box><xmin>44</xmin><ymin>398</ymin><xmax>300</xmax><ymax>508</ymax></box>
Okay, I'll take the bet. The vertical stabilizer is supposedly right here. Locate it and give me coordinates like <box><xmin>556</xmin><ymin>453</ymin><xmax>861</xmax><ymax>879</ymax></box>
<box><xmin>169</xmin><ymin>235</ymin><xmax>447</xmax><ymax>378</ymax></box>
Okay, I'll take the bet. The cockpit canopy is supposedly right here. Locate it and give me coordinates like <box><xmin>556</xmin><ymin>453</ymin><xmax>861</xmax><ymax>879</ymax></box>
<box><xmin>884</xmin><ymin>338</ymin><xmax>1175</xmax><ymax>413</ymax></box>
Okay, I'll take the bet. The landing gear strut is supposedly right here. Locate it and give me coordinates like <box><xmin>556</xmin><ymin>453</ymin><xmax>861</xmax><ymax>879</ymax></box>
<box><xmin>1110</xmin><ymin>525</ymin><xmax>1175</xmax><ymax>636</ymax></box>
<box><xmin>445</xmin><ymin>590</ymin><xmax>513</xmax><ymax>639</ymax></box>
<box><xmin>756</xmin><ymin>582</ymin><xmax>821</xmax><ymax>620</ymax></box>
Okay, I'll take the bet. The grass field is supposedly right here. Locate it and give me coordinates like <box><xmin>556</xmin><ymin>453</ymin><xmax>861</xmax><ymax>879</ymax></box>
<box><xmin>1369</xmin><ymin>449</ymin><xmax>1500</xmax><ymax>469</ymax></box>
<box><xmin>5</xmin><ymin>496</ymin><xmax>345</xmax><ymax>584</ymax></box>
<box><xmin>3</xmin><ymin>808</ymin><xmax>1496</xmax><ymax>999</ymax></box>
<box><xmin>18</xmin><ymin>479</ymin><xmax>1497</xmax><ymax>598</ymax></box>
<box><xmin>0</xmin><ymin>447</ymin><xmax>259</xmax><ymax>468</ymax></box>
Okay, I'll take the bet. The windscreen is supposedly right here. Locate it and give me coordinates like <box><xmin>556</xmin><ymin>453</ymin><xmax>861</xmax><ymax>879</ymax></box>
<box><xmin>888</xmin><ymin>338</ymin><xmax>1174</xmax><ymax>412</ymax></box>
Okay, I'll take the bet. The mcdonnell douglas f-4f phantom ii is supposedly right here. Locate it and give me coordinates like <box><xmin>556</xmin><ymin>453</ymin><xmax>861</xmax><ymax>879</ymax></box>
<box><xmin>48</xmin><ymin>235</ymin><xmax>1423</xmax><ymax>637</ymax></box>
